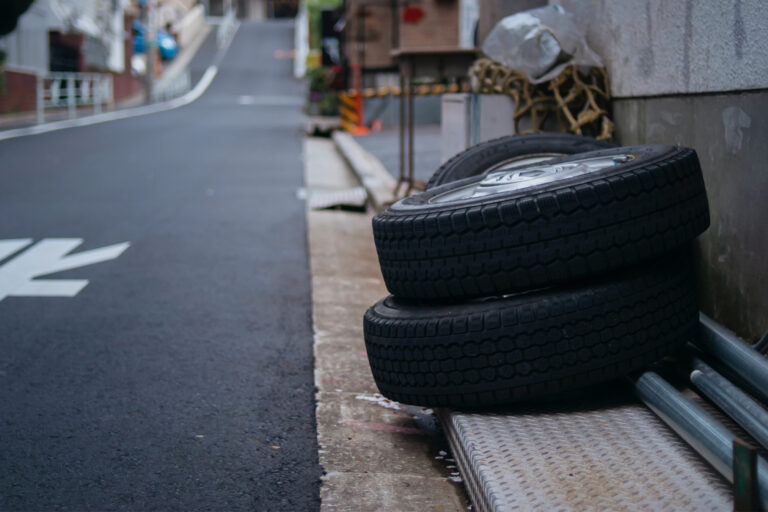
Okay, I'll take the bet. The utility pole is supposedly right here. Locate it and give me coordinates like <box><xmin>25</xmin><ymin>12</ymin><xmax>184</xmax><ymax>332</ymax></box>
<box><xmin>142</xmin><ymin>0</ymin><xmax>157</xmax><ymax>104</ymax></box>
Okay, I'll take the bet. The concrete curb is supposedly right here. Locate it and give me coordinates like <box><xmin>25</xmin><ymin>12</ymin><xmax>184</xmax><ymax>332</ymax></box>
<box><xmin>332</xmin><ymin>131</ymin><xmax>397</xmax><ymax>211</ymax></box>
<box><xmin>305</xmin><ymin>138</ymin><xmax>468</xmax><ymax>511</ymax></box>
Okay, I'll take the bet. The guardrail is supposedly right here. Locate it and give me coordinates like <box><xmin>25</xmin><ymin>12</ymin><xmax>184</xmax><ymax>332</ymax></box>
<box><xmin>36</xmin><ymin>72</ymin><xmax>114</xmax><ymax>124</ymax></box>
<box><xmin>152</xmin><ymin>69</ymin><xmax>191</xmax><ymax>103</ymax></box>
<box><xmin>217</xmin><ymin>7</ymin><xmax>236</xmax><ymax>48</ymax></box>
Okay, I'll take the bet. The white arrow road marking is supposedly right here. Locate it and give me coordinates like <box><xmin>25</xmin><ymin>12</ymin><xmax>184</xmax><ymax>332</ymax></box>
<box><xmin>0</xmin><ymin>238</ymin><xmax>130</xmax><ymax>301</ymax></box>
<box><xmin>11</xmin><ymin>279</ymin><xmax>89</xmax><ymax>297</ymax></box>
<box><xmin>0</xmin><ymin>239</ymin><xmax>33</xmax><ymax>262</ymax></box>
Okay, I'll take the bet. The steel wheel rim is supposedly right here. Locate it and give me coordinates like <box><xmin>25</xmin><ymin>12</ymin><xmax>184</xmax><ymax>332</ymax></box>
<box><xmin>429</xmin><ymin>153</ymin><xmax>637</xmax><ymax>204</ymax></box>
<box><xmin>485</xmin><ymin>152</ymin><xmax>565</xmax><ymax>173</ymax></box>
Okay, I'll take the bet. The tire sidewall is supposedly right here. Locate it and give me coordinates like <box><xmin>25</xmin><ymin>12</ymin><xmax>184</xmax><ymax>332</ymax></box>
<box><xmin>392</xmin><ymin>144</ymin><xmax>677</xmax><ymax>213</ymax></box>
<box><xmin>427</xmin><ymin>133</ymin><xmax>616</xmax><ymax>189</ymax></box>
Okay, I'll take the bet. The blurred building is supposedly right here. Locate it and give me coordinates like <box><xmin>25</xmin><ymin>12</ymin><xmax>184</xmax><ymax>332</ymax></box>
<box><xmin>340</xmin><ymin>0</ymin><xmax>478</xmax><ymax>87</ymax></box>
<box><xmin>0</xmin><ymin>0</ymin><xmax>137</xmax><ymax>115</ymax></box>
<box><xmin>0</xmin><ymin>0</ymin><xmax>130</xmax><ymax>74</ymax></box>
<box><xmin>0</xmin><ymin>0</ymin><xmax>208</xmax><ymax>116</ymax></box>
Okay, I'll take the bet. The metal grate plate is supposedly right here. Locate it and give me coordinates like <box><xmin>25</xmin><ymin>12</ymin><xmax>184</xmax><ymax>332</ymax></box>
<box><xmin>439</xmin><ymin>395</ymin><xmax>733</xmax><ymax>511</ymax></box>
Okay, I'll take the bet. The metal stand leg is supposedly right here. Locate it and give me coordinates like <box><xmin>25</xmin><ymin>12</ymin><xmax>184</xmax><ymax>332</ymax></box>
<box><xmin>398</xmin><ymin>71</ymin><xmax>406</xmax><ymax>195</ymax></box>
<box><xmin>733</xmin><ymin>439</ymin><xmax>760</xmax><ymax>512</ymax></box>
<box><xmin>406</xmin><ymin>59</ymin><xmax>415</xmax><ymax>196</ymax></box>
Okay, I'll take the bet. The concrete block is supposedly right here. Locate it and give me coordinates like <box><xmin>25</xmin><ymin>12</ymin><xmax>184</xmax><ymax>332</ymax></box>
<box><xmin>441</xmin><ymin>93</ymin><xmax>516</xmax><ymax>163</ymax></box>
<box><xmin>441</xmin><ymin>94</ymin><xmax>471</xmax><ymax>164</ymax></box>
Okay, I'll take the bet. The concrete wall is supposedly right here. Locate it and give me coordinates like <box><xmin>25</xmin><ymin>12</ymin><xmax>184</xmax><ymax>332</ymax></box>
<box><xmin>614</xmin><ymin>92</ymin><xmax>767</xmax><ymax>342</ymax></box>
<box><xmin>558</xmin><ymin>0</ymin><xmax>768</xmax><ymax>97</ymax></box>
<box><xmin>550</xmin><ymin>0</ymin><xmax>768</xmax><ymax>341</ymax></box>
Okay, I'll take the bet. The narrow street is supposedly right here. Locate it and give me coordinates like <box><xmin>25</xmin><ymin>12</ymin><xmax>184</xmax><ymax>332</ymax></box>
<box><xmin>0</xmin><ymin>21</ymin><xmax>320</xmax><ymax>510</ymax></box>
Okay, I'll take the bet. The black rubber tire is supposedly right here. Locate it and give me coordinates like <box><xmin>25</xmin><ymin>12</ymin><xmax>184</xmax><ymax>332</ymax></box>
<box><xmin>373</xmin><ymin>145</ymin><xmax>710</xmax><ymax>300</ymax></box>
<box><xmin>363</xmin><ymin>254</ymin><xmax>698</xmax><ymax>408</ymax></box>
<box><xmin>426</xmin><ymin>133</ymin><xmax>615</xmax><ymax>190</ymax></box>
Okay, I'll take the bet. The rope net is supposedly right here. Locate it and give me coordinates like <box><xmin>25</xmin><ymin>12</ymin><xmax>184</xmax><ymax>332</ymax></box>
<box><xmin>469</xmin><ymin>58</ymin><xmax>614</xmax><ymax>141</ymax></box>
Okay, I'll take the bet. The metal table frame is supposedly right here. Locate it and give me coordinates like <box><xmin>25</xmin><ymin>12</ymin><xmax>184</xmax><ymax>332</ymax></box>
<box><xmin>390</xmin><ymin>47</ymin><xmax>477</xmax><ymax>196</ymax></box>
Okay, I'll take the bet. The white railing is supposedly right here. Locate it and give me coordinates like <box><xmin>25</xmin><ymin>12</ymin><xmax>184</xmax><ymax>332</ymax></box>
<box><xmin>217</xmin><ymin>7</ymin><xmax>236</xmax><ymax>48</ymax></box>
<box><xmin>36</xmin><ymin>72</ymin><xmax>114</xmax><ymax>124</ymax></box>
<box><xmin>152</xmin><ymin>69</ymin><xmax>192</xmax><ymax>102</ymax></box>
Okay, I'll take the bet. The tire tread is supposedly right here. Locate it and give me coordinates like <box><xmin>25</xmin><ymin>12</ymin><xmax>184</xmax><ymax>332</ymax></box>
<box><xmin>364</xmin><ymin>258</ymin><xmax>697</xmax><ymax>407</ymax></box>
<box><xmin>374</xmin><ymin>148</ymin><xmax>709</xmax><ymax>299</ymax></box>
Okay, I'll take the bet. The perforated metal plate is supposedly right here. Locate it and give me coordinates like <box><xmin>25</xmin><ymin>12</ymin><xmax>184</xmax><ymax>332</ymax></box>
<box><xmin>439</xmin><ymin>397</ymin><xmax>732</xmax><ymax>511</ymax></box>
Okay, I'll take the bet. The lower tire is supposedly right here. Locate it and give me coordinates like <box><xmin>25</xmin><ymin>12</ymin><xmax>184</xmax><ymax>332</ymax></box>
<box><xmin>427</xmin><ymin>133</ymin><xmax>615</xmax><ymax>189</ymax></box>
<box><xmin>363</xmin><ymin>254</ymin><xmax>697</xmax><ymax>408</ymax></box>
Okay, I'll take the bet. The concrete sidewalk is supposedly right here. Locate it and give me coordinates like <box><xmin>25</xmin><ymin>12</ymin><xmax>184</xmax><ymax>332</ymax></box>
<box><xmin>305</xmin><ymin>137</ymin><xmax>469</xmax><ymax>511</ymax></box>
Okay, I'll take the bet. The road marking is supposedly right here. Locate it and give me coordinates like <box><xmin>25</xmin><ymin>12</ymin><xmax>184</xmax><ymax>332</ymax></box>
<box><xmin>0</xmin><ymin>239</ymin><xmax>33</xmax><ymax>262</ymax></box>
<box><xmin>0</xmin><ymin>238</ymin><xmax>130</xmax><ymax>301</ymax></box>
<box><xmin>0</xmin><ymin>23</ymin><xmax>239</xmax><ymax>143</ymax></box>
<box><xmin>234</xmin><ymin>95</ymin><xmax>302</xmax><ymax>106</ymax></box>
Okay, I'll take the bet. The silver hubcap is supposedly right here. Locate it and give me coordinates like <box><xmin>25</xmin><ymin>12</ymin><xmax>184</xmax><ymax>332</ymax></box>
<box><xmin>430</xmin><ymin>153</ymin><xmax>636</xmax><ymax>204</ymax></box>
<box><xmin>485</xmin><ymin>152</ymin><xmax>564</xmax><ymax>173</ymax></box>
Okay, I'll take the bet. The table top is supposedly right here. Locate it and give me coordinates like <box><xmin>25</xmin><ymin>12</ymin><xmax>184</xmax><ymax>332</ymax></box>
<box><xmin>390</xmin><ymin>47</ymin><xmax>478</xmax><ymax>58</ymax></box>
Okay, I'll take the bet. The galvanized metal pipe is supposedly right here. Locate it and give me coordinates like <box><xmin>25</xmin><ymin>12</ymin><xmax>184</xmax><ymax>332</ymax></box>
<box><xmin>691</xmin><ymin>358</ymin><xmax>768</xmax><ymax>451</ymax></box>
<box><xmin>698</xmin><ymin>313</ymin><xmax>768</xmax><ymax>404</ymax></box>
<box><xmin>633</xmin><ymin>371</ymin><xmax>768</xmax><ymax>510</ymax></box>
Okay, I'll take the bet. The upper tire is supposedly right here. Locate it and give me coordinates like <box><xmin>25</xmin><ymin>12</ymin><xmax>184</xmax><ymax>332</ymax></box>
<box><xmin>363</xmin><ymin>253</ymin><xmax>698</xmax><ymax>408</ymax></box>
<box><xmin>373</xmin><ymin>144</ymin><xmax>710</xmax><ymax>300</ymax></box>
<box><xmin>427</xmin><ymin>133</ymin><xmax>615</xmax><ymax>190</ymax></box>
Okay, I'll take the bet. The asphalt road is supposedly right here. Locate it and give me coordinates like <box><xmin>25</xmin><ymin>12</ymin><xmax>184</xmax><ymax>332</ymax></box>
<box><xmin>0</xmin><ymin>21</ymin><xmax>320</xmax><ymax>511</ymax></box>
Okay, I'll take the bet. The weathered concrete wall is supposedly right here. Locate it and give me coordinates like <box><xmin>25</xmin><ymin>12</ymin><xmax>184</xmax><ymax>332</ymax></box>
<box><xmin>614</xmin><ymin>91</ymin><xmax>767</xmax><ymax>341</ymax></box>
<box><xmin>558</xmin><ymin>0</ymin><xmax>768</xmax><ymax>97</ymax></box>
<box><xmin>549</xmin><ymin>0</ymin><xmax>768</xmax><ymax>341</ymax></box>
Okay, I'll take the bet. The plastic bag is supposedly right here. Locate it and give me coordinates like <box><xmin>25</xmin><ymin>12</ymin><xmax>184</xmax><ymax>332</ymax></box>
<box><xmin>481</xmin><ymin>5</ymin><xmax>602</xmax><ymax>84</ymax></box>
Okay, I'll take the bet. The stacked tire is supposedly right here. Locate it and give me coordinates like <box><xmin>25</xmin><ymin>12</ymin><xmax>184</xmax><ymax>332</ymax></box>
<box><xmin>363</xmin><ymin>134</ymin><xmax>711</xmax><ymax>408</ymax></box>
